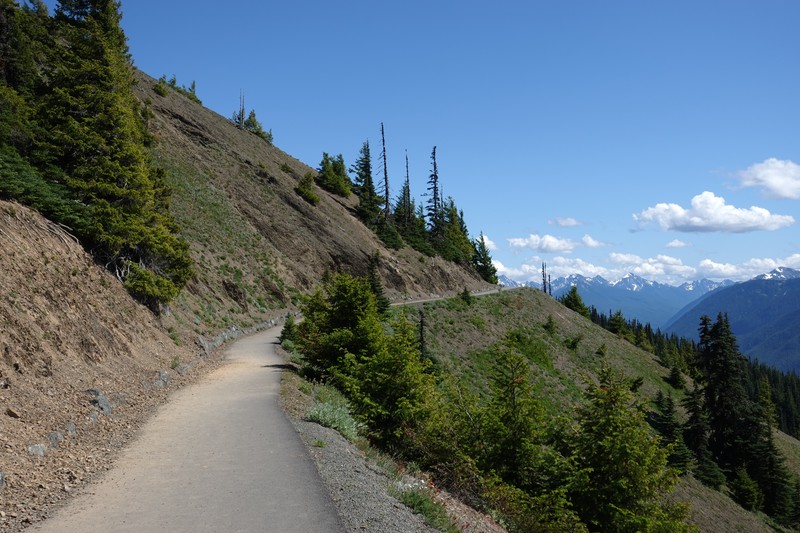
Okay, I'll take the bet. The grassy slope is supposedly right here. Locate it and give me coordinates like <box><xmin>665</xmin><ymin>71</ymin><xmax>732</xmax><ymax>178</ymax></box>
<box><xmin>132</xmin><ymin>70</ymin><xmax>489</xmax><ymax>342</ymax></box>
<box><xmin>409</xmin><ymin>287</ymin><xmax>800</xmax><ymax>532</ymax></box>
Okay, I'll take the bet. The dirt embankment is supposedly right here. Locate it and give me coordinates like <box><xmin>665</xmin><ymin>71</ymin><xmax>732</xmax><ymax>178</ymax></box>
<box><xmin>0</xmin><ymin>201</ymin><xmax>234</xmax><ymax>531</ymax></box>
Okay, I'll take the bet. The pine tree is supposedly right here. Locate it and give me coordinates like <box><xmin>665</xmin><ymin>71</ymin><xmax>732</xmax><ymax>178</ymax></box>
<box><xmin>681</xmin><ymin>385</ymin><xmax>725</xmax><ymax>489</ymax></box>
<box><xmin>316</xmin><ymin>152</ymin><xmax>351</xmax><ymax>197</ymax></box>
<box><xmin>569</xmin><ymin>362</ymin><xmax>690</xmax><ymax>531</ymax></box>
<box><xmin>351</xmin><ymin>140</ymin><xmax>381</xmax><ymax>225</ymax></box>
<box><xmin>481</xmin><ymin>345</ymin><xmax>550</xmax><ymax>491</ymax></box>
<box><xmin>559</xmin><ymin>286</ymin><xmax>590</xmax><ymax>318</ymax></box>
<box><xmin>394</xmin><ymin>151</ymin><xmax>413</xmax><ymax>229</ymax></box>
<box><xmin>34</xmin><ymin>0</ymin><xmax>191</xmax><ymax>309</ymax></box>
<box><xmin>426</xmin><ymin>146</ymin><xmax>442</xmax><ymax>235</ymax></box>
<box><xmin>366</xmin><ymin>251</ymin><xmax>390</xmax><ymax>316</ymax></box>
<box><xmin>696</xmin><ymin>314</ymin><xmax>752</xmax><ymax>472</ymax></box>
<box><xmin>472</xmin><ymin>232</ymin><xmax>498</xmax><ymax>284</ymax></box>
<box><xmin>650</xmin><ymin>391</ymin><xmax>694</xmax><ymax>473</ymax></box>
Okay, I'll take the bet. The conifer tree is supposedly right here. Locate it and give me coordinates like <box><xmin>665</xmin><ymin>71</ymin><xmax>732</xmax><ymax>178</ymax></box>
<box><xmin>426</xmin><ymin>146</ymin><xmax>442</xmax><ymax>234</ymax></box>
<box><xmin>650</xmin><ymin>391</ymin><xmax>694</xmax><ymax>473</ymax></box>
<box><xmin>481</xmin><ymin>345</ymin><xmax>549</xmax><ymax>491</ymax></box>
<box><xmin>34</xmin><ymin>0</ymin><xmax>191</xmax><ymax>309</ymax></box>
<box><xmin>316</xmin><ymin>152</ymin><xmax>351</xmax><ymax>197</ymax></box>
<box><xmin>569</xmin><ymin>363</ymin><xmax>690</xmax><ymax>531</ymax></box>
<box><xmin>559</xmin><ymin>286</ymin><xmax>590</xmax><ymax>318</ymax></box>
<box><xmin>681</xmin><ymin>385</ymin><xmax>726</xmax><ymax>489</ymax></box>
<box><xmin>472</xmin><ymin>232</ymin><xmax>498</xmax><ymax>284</ymax></box>
<box><xmin>350</xmin><ymin>140</ymin><xmax>380</xmax><ymax>224</ymax></box>
<box><xmin>394</xmin><ymin>151</ymin><xmax>413</xmax><ymax>229</ymax></box>
<box><xmin>366</xmin><ymin>251</ymin><xmax>390</xmax><ymax>316</ymax></box>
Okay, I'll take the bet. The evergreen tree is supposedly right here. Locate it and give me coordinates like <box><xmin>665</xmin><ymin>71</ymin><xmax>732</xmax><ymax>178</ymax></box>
<box><xmin>31</xmin><ymin>0</ymin><xmax>191</xmax><ymax>309</ymax></box>
<box><xmin>366</xmin><ymin>251</ymin><xmax>390</xmax><ymax>316</ymax></box>
<box><xmin>650</xmin><ymin>391</ymin><xmax>694</xmax><ymax>473</ymax></box>
<box><xmin>394</xmin><ymin>151</ymin><xmax>413</xmax><ymax>230</ymax></box>
<box><xmin>481</xmin><ymin>345</ymin><xmax>556</xmax><ymax>493</ymax></box>
<box><xmin>559</xmin><ymin>286</ymin><xmax>590</xmax><ymax>318</ymax></box>
<box><xmin>569</xmin><ymin>362</ymin><xmax>690</xmax><ymax>532</ymax></box>
<box><xmin>472</xmin><ymin>232</ymin><xmax>498</xmax><ymax>284</ymax></box>
<box><xmin>695</xmin><ymin>314</ymin><xmax>752</xmax><ymax>473</ymax></box>
<box><xmin>426</xmin><ymin>146</ymin><xmax>442</xmax><ymax>235</ymax></box>
<box><xmin>316</xmin><ymin>152</ymin><xmax>351</xmax><ymax>197</ymax></box>
<box><xmin>434</xmin><ymin>198</ymin><xmax>473</xmax><ymax>264</ymax></box>
<box><xmin>350</xmin><ymin>140</ymin><xmax>380</xmax><ymax>224</ymax></box>
<box><xmin>681</xmin><ymin>385</ymin><xmax>725</xmax><ymax>489</ymax></box>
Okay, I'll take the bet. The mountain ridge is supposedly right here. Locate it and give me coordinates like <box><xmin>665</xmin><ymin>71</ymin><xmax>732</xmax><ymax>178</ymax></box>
<box><xmin>500</xmin><ymin>272</ymin><xmax>734</xmax><ymax>328</ymax></box>
<box><xmin>664</xmin><ymin>268</ymin><xmax>800</xmax><ymax>371</ymax></box>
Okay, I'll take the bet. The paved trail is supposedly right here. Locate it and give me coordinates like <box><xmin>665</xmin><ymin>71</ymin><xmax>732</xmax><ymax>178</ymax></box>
<box><xmin>28</xmin><ymin>326</ymin><xmax>344</xmax><ymax>533</ymax></box>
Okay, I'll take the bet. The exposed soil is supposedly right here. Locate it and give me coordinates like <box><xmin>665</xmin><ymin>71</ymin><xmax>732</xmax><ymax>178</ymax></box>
<box><xmin>0</xmin><ymin>201</ymin><xmax>276</xmax><ymax>531</ymax></box>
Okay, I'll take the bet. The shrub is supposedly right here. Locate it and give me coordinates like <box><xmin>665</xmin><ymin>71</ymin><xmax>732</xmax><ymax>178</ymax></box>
<box><xmin>307</xmin><ymin>402</ymin><xmax>363</xmax><ymax>441</ymax></box>
<box><xmin>295</xmin><ymin>173</ymin><xmax>320</xmax><ymax>205</ymax></box>
<box><xmin>153</xmin><ymin>78</ymin><xmax>169</xmax><ymax>96</ymax></box>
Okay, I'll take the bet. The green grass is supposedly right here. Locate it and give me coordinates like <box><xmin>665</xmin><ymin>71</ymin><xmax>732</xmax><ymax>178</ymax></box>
<box><xmin>409</xmin><ymin>287</ymin><xmax>678</xmax><ymax>416</ymax></box>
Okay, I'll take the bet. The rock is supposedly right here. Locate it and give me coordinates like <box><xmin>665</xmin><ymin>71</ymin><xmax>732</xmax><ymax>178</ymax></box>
<box><xmin>0</xmin><ymin>471</ymin><xmax>5</xmax><ymax>490</ymax></box>
<box><xmin>196</xmin><ymin>335</ymin><xmax>210</xmax><ymax>356</ymax></box>
<box><xmin>48</xmin><ymin>432</ymin><xmax>64</xmax><ymax>449</ymax></box>
<box><xmin>65</xmin><ymin>422</ymin><xmax>77</xmax><ymax>437</ymax></box>
<box><xmin>5</xmin><ymin>407</ymin><xmax>20</xmax><ymax>419</ymax></box>
<box><xmin>85</xmin><ymin>388</ymin><xmax>112</xmax><ymax>414</ymax></box>
<box><xmin>27</xmin><ymin>444</ymin><xmax>46</xmax><ymax>457</ymax></box>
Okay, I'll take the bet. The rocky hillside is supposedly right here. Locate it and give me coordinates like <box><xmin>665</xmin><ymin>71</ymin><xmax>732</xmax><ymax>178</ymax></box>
<box><xmin>133</xmin><ymin>70</ymin><xmax>489</xmax><ymax>340</ymax></box>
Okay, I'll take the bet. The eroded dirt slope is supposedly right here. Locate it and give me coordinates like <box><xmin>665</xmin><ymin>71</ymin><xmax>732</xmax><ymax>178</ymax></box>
<box><xmin>0</xmin><ymin>201</ymin><xmax>210</xmax><ymax>530</ymax></box>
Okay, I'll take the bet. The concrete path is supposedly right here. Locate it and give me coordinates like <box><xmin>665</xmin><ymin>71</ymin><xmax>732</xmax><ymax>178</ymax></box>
<box><xmin>27</xmin><ymin>326</ymin><xmax>344</xmax><ymax>533</ymax></box>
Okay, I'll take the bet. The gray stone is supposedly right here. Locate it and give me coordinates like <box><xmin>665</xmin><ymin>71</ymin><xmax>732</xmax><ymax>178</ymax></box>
<box><xmin>27</xmin><ymin>444</ymin><xmax>46</xmax><ymax>457</ymax></box>
<box><xmin>0</xmin><ymin>471</ymin><xmax>5</xmax><ymax>490</ymax></box>
<box><xmin>48</xmin><ymin>431</ymin><xmax>64</xmax><ymax>448</ymax></box>
<box><xmin>66</xmin><ymin>421</ymin><xmax>77</xmax><ymax>437</ymax></box>
<box><xmin>85</xmin><ymin>388</ymin><xmax>113</xmax><ymax>414</ymax></box>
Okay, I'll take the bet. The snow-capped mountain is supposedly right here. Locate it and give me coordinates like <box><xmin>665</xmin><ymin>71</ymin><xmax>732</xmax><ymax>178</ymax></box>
<box><xmin>754</xmin><ymin>267</ymin><xmax>800</xmax><ymax>281</ymax></box>
<box><xmin>664</xmin><ymin>268</ymin><xmax>800</xmax><ymax>371</ymax></box>
<box><xmin>500</xmin><ymin>272</ymin><xmax>731</xmax><ymax>328</ymax></box>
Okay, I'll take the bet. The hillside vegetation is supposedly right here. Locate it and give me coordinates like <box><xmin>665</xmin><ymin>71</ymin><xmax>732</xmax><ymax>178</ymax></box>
<box><xmin>286</xmin><ymin>280</ymin><xmax>800</xmax><ymax>531</ymax></box>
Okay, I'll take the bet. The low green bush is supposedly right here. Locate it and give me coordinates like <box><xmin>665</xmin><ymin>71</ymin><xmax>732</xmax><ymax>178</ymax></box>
<box><xmin>307</xmin><ymin>402</ymin><xmax>363</xmax><ymax>441</ymax></box>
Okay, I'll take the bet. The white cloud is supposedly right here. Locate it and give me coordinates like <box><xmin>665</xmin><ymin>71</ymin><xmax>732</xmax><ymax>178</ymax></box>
<box><xmin>549</xmin><ymin>217</ymin><xmax>581</xmax><ymax>227</ymax></box>
<box><xmin>665</xmin><ymin>239</ymin><xmax>689</xmax><ymax>248</ymax></box>
<box><xmin>698</xmin><ymin>254</ymin><xmax>800</xmax><ymax>281</ymax></box>
<box><xmin>737</xmin><ymin>158</ymin><xmax>800</xmax><ymax>199</ymax></box>
<box><xmin>581</xmin><ymin>234</ymin><xmax>607</xmax><ymax>248</ymax></box>
<box><xmin>634</xmin><ymin>191</ymin><xmax>794</xmax><ymax>233</ymax></box>
<box><xmin>508</xmin><ymin>234</ymin><xmax>576</xmax><ymax>253</ymax></box>
<box><xmin>608</xmin><ymin>252</ymin><xmax>696</xmax><ymax>282</ymax></box>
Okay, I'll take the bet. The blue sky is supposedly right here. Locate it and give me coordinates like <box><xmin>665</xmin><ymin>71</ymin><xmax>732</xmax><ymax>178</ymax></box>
<box><xmin>44</xmin><ymin>1</ymin><xmax>800</xmax><ymax>284</ymax></box>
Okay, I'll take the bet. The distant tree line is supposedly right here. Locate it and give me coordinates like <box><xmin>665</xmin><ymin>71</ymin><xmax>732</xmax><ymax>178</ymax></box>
<box><xmin>561</xmin><ymin>287</ymin><xmax>800</xmax><ymax>526</ymax></box>
<box><xmin>309</xmin><ymin>124</ymin><xmax>498</xmax><ymax>284</ymax></box>
<box><xmin>0</xmin><ymin>0</ymin><xmax>191</xmax><ymax>311</ymax></box>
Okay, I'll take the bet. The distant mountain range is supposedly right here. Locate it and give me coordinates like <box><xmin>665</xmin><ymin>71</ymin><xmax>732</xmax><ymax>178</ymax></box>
<box><xmin>501</xmin><ymin>267</ymin><xmax>800</xmax><ymax>371</ymax></box>
<box><xmin>663</xmin><ymin>267</ymin><xmax>800</xmax><ymax>371</ymax></box>
<box><xmin>499</xmin><ymin>273</ymin><xmax>733</xmax><ymax>328</ymax></box>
